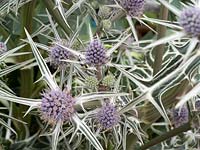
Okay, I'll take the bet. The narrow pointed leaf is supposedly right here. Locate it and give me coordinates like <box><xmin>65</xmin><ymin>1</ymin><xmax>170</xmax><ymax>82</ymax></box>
<box><xmin>24</xmin><ymin>28</ymin><xmax>58</xmax><ymax>90</ymax></box>
<box><xmin>72</xmin><ymin>114</ymin><xmax>104</xmax><ymax>150</ymax></box>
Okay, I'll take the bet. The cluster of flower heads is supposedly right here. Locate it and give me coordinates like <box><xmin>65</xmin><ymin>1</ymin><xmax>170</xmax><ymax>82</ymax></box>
<box><xmin>40</xmin><ymin>88</ymin><xmax>120</xmax><ymax>129</ymax></box>
<box><xmin>85</xmin><ymin>39</ymin><xmax>107</xmax><ymax>66</ymax></box>
<box><xmin>49</xmin><ymin>40</ymin><xmax>73</xmax><ymax>68</ymax></box>
<box><xmin>179</xmin><ymin>7</ymin><xmax>200</xmax><ymax>37</ymax></box>
<box><xmin>119</xmin><ymin>0</ymin><xmax>145</xmax><ymax>17</ymax></box>
<box><xmin>96</xmin><ymin>103</ymin><xmax>120</xmax><ymax>129</ymax></box>
<box><xmin>40</xmin><ymin>89</ymin><xmax>75</xmax><ymax>124</ymax></box>
<box><xmin>0</xmin><ymin>42</ymin><xmax>7</xmax><ymax>55</ymax></box>
<box><xmin>171</xmin><ymin>105</ymin><xmax>189</xmax><ymax>128</ymax></box>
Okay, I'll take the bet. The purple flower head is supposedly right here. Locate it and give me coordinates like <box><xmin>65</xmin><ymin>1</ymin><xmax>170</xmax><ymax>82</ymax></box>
<box><xmin>40</xmin><ymin>89</ymin><xmax>75</xmax><ymax>124</ymax></box>
<box><xmin>96</xmin><ymin>103</ymin><xmax>120</xmax><ymax>129</ymax></box>
<box><xmin>171</xmin><ymin>105</ymin><xmax>189</xmax><ymax>128</ymax></box>
<box><xmin>50</xmin><ymin>40</ymin><xmax>72</xmax><ymax>68</ymax></box>
<box><xmin>0</xmin><ymin>42</ymin><xmax>7</xmax><ymax>54</ymax></box>
<box><xmin>195</xmin><ymin>100</ymin><xmax>200</xmax><ymax>110</ymax></box>
<box><xmin>85</xmin><ymin>39</ymin><xmax>107</xmax><ymax>66</ymax></box>
<box><xmin>179</xmin><ymin>7</ymin><xmax>200</xmax><ymax>37</ymax></box>
<box><xmin>119</xmin><ymin>0</ymin><xmax>145</xmax><ymax>17</ymax></box>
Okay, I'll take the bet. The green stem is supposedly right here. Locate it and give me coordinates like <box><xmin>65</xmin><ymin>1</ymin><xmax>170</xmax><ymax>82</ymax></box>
<box><xmin>96</xmin><ymin>65</ymin><xmax>102</xmax><ymax>81</ymax></box>
<box><xmin>13</xmin><ymin>0</ymin><xmax>36</xmax><ymax>139</ymax></box>
<box><xmin>60</xmin><ymin>69</ymin><xmax>65</xmax><ymax>89</ymax></box>
<box><xmin>153</xmin><ymin>2</ymin><xmax>169</xmax><ymax>75</ymax></box>
<box><xmin>140</xmin><ymin>123</ymin><xmax>191</xmax><ymax>150</ymax></box>
<box><xmin>19</xmin><ymin>0</ymin><xmax>35</xmax><ymax>97</ymax></box>
<box><xmin>30</xmin><ymin>82</ymin><xmax>44</xmax><ymax>98</ymax></box>
<box><xmin>43</xmin><ymin>0</ymin><xmax>72</xmax><ymax>35</ymax></box>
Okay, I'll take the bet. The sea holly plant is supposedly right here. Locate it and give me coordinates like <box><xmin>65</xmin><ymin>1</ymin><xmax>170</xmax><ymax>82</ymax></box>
<box><xmin>2</xmin><ymin>0</ymin><xmax>200</xmax><ymax>150</ymax></box>
<box><xmin>0</xmin><ymin>28</ymin><xmax>129</xmax><ymax>150</ymax></box>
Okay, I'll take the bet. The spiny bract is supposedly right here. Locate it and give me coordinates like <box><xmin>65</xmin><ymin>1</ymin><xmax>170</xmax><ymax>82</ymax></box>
<box><xmin>98</xmin><ymin>6</ymin><xmax>111</xmax><ymax>19</ymax></box>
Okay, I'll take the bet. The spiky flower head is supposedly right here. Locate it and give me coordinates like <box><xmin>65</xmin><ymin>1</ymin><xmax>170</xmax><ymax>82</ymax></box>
<box><xmin>102</xmin><ymin>75</ymin><xmax>115</xmax><ymax>87</ymax></box>
<box><xmin>98</xmin><ymin>6</ymin><xmax>111</xmax><ymax>19</ymax></box>
<box><xmin>102</xmin><ymin>19</ymin><xmax>112</xmax><ymax>30</ymax></box>
<box><xmin>85</xmin><ymin>39</ymin><xmax>107</xmax><ymax>66</ymax></box>
<box><xmin>171</xmin><ymin>106</ymin><xmax>189</xmax><ymax>128</ymax></box>
<box><xmin>0</xmin><ymin>42</ymin><xmax>7</xmax><ymax>55</ymax></box>
<box><xmin>119</xmin><ymin>0</ymin><xmax>145</xmax><ymax>17</ymax></box>
<box><xmin>40</xmin><ymin>89</ymin><xmax>75</xmax><ymax>124</ymax></box>
<box><xmin>179</xmin><ymin>7</ymin><xmax>200</xmax><ymax>37</ymax></box>
<box><xmin>50</xmin><ymin>40</ymin><xmax>72</xmax><ymax>68</ymax></box>
<box><xmin>85</xmin><ymin>76</ymin><xmax>99</xmax><ymax>89</ymax></box>
<box><xmin>96</xmin><ymin>103</ymin><xmax>120</xmax><ymax>129</ymax></box>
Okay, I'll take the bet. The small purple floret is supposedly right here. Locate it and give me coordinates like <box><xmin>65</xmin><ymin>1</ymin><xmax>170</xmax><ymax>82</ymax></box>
<box><xmin>179</xmin><ymin>7</ymin><xmax>200</xmax><ymax>36</ymax></box>
<box><xmin>40</xmin><ymin>89</ymin><xmax>75</xmax><ymax>124</ymax></box>
<box><xmin>171</xmin><ymin>106</ymin><xmax>189</xmax><ymax>128</ymax></box>
<box><xmin>96</xmin><ymin>103</ymin><xmax>120</xmax><ymax>129</ymax></box>
<box><xmin>0</xmin><ymin>42</ymin><xmax>7</xmax><ymax>54</ymax></box>
<box><xmin>195</xmin><ymin>100</ymin><xmax>200</xmax><ymax>110</ymax></box>
<box><xmin>85</xmin><ymin>39</ymin><xmax>107</xmax><ymax>66</ymax></box>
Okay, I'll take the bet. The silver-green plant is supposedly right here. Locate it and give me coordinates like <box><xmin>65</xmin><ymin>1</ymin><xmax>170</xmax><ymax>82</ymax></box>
<box><xmin>1</xmin><ymin>0</ymin><xmax>200</xmax><ymax>150</ymax></box>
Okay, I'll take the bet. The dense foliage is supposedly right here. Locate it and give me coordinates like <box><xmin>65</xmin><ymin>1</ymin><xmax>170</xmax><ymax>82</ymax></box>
<box><xmin>0</xmin><ymin>0</ymin><xmax>200</xmax><ymax>150</ymax></box>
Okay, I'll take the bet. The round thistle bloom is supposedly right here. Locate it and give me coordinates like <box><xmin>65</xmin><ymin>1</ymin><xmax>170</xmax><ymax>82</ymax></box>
<box><xmin>179</xmin><ymin>7</ymin><xmax>200</xmax><ymax>37</ymax></box>
<box><xmin>102</xmin><ymin>75</ymin><xmax>115</xmax><ymax>87</ymax></box>
<box><xmin>40</xmin><ymin>89</ymin><xmax>75</xmax><ymax>124</ymax></box>
<box><xmin>0</xmin><ymin>42</ymin><xmax>7</xmax><ymax>54</ymax></box>
<box><xmin>98</xmin><ymin>6</ymin><xmax>111</xmax><ymax>19</ymax></box>
<box><xmin>50</xmin><ymin>40</ymin><xmax>72</xmax><ymax>68</ymax></box>
<box><xmin>119</xmin><ymin>0</ymin><xmax>145</xmax><ymax>17</ymax></box>
<box><xmin>102</xmin><ymin>19</ymin><xmax>112</xmax><ymax>30</ymax></box>
<box><xmin>85</xmin><ymin>39</ymin><xmax>107</xmax><ymax>66</ymax></box>
<box><xmin>96</xmin><ymin>103</ymin><xmax>120</xmax><ymax>129</ymax></box>
<box><xmin>171</xmin><ymin>106</ymin><xmax>189</xmax><ymax>128</ymax></box>
<box><xmin>85</xmin><ymin>76</ymin><xmax>99</xmax><ymax>89</ymax></box>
